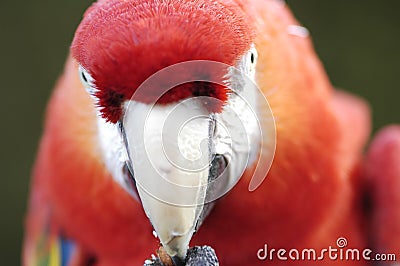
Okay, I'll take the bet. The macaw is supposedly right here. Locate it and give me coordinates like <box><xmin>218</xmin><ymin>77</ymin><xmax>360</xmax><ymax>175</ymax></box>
<box><xmin>23</xmin><ymin>0</ymin><xmax>400</xmax><ymax>265</ymax></box>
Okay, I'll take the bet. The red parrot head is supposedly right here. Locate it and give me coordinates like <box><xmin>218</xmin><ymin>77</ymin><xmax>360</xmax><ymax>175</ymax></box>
<box><xmin>71</xmin><ymin>0</ymin><xmax>264</xmax><ymax>262</ymax></box>
<box><xmin>72</xmin><ymin>0</ymin><xmax>255</xmax><ymax>123</ymax></box>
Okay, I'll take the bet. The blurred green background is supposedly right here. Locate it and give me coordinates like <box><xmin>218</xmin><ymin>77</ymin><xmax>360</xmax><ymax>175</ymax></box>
<box><xmin>0</xmin><ymin>0</ymin><xmax>399</xmax><ymax>264</ymax></box>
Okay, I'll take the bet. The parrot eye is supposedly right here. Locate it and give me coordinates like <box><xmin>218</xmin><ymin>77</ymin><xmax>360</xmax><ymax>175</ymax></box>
<box><xmin>81</xmin><ymin>70</ymin><xmax>88</xmax><ymax>83</ymax></box>
<box><xmin>249</xmin><ymin>46</ymin><xmax>258</xmax><ymax>66</ymax></box>
<box><xmin>246</xmin><ymin>46</ymin><xmax>258</xmax><ymax>76</ymax></box>
<box><xmin>78</xmin><ymin>65</ymin><xmax>96</xmax><ymax>95</ymax></box>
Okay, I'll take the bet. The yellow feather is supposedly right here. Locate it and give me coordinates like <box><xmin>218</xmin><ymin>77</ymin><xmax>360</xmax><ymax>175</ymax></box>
<box><xmin>49</xmin><ymin>238</ymin><xmax>60</xmax><ymax>266</ymax></box>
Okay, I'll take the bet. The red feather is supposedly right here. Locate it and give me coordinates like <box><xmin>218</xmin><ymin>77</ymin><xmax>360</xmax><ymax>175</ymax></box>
<box><xmin>71</xmin><ymin>0</ymin><xmax>254</xmax><ymax>122</ymax></box>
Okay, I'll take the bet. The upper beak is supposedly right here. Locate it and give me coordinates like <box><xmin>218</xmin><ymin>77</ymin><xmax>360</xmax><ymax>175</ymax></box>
<box><xmin>121</xmin><ymin>98</ymin><xmax>213</xmax><ymax>259</ymax></box>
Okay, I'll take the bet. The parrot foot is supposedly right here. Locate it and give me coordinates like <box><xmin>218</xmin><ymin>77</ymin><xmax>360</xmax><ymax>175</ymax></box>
<box><xmin>185</xmin><ymin>246</ymin><xmax>219</xmax><ymax>266</ymax></box>
<box><xmin>144</xmin><ymin>246</ymin><xmax>219</xmax><ymax>266</ymax></box>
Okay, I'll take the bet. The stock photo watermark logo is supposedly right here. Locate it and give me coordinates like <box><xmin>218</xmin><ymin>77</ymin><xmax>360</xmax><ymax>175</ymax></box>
<box><xmin>257</xmin><ymin>237</ymin><xmax>397</xmax><ymax>262</ymax></box>
<box><xmin>122</xmin><ymin>60</ymin><xmax>276</xmax><ymax>207</ymax></box>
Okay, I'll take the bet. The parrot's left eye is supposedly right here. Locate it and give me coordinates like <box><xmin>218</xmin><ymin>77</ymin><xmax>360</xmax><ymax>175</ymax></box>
<box><xmin>245</xmin><ymin>46</ymin><xmax>258</xmax><ymax>78</ymax></box>
<box><xmin>249</xmin><ymin>46</ymin><xmax>258</xmax><ymax>68</ymax></box>
<box><xmin>250</xmin><ymin>52</ymin><xmax>255</xmax><ymax>64</ymax></box>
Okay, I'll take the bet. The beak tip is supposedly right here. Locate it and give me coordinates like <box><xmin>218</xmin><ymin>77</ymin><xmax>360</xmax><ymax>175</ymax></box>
<box><xmin>162</xmin><ymin>234</ymin><xmax>190</xmax><ymax>259</ymax></box>
<box><xmin>148</xmin><ymin>245</ymin><xmax>219</xmax><ymax>266</ymax></box>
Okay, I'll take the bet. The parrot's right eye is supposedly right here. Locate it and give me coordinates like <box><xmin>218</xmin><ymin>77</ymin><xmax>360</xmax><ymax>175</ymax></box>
<box><xmin>78</xmin><ymin>65</ymin><xmax>96</xmax><ymax>95</ymax></box>
<box><xmin>79</xmin><ymin>66</ymin><xmax>93</xmax><ymax>86</ymax></box>
<box><xmin>81</xmin><ymin>70</ymin><xmax>88</xmax><ymax>83</ymax></box>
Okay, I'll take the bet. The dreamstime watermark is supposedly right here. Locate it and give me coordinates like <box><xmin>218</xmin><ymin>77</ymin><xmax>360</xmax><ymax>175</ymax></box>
<box><xmin>257</xmin><ymin>237</ymin><xmax>397</xmax><ymax>262</ymax></box>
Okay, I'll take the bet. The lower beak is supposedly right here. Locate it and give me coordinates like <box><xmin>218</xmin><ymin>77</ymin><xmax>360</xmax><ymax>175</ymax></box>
<box><xmin>121</xmin><ymin>99</ymin><xmax>212</xmax><ymax>259</ymax></box>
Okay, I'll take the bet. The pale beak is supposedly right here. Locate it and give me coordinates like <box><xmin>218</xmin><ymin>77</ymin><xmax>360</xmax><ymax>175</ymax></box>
<box><xmin>121</xmin><ymin>98</ymin><xmax>214</xmax><ymax>259</ymax></box>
